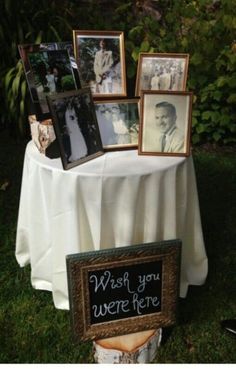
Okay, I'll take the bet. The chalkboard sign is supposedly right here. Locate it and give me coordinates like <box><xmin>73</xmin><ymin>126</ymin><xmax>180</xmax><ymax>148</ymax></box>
<box><xmin>66</xmin><ymin>239</ymin><xmax>181</xmax><ymax>341</ymax></box>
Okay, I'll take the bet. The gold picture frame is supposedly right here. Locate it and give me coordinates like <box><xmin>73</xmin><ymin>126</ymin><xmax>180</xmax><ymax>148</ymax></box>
<box><xmin>135</xmin><ymin>53</ymin><xmax>189</xmax><ymax>96</ymax></box>
<box><xmin>73</xmin><ymin>30</ymin><xmax>127</xmax><ymax>98</ymax></box>
<box><xmin>138</xmin><ymin>91</ymin><xmax>193</xmax><ymax>157</ymax></box>
<box><xmin>66</xmin><ymin>239</ymin><xmax>181</xmax><ymax>342</ymax></box>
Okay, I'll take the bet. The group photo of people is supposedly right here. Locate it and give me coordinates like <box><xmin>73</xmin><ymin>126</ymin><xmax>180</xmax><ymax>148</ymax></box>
<box><xmin>20</xmin><ymin>32</ymin><xmax>192</xmax><ymax>160</ymax></box>
<box><xmin>27</xmin><ymin>49</ymin><xmax>78</xmax><ymax>115</ymax></box>
<box><xmin>136</xmin><ymin>54</ymin><xmax>189</xmax><ymax>95</ymax></box>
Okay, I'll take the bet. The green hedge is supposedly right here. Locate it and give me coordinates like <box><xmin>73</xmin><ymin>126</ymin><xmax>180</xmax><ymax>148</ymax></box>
<box><xmin>1</xmin><ymin>0</ymin><xmax>236</xmax><ymax>144</ymax></box>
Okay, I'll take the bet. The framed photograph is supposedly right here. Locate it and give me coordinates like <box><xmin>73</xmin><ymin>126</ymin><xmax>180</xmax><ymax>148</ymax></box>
<box><xmin>66</xmin><ymin>239</ymin><xmax>181</xmax><ymax>341</ymax></box>
<box><xmin>18</xmin><ymin>42</ymin><xmax>80</xmax><ymax>120</ymax></box>
<box><xmin>138</xmin><ymin>91</ymin><xmax>193</xmax><ymax>157</ymax></box>
<box><xmin>73</xmin><ymin>30</ymin><xmax>127</xmax><ymax>97</ymax></box>
<box><xmin>94</xmin><ymin>99</ymin><xmax>139</xmax><ymax>151</ymax></box>
<box><xmin>46</xmin><ymin>88</ymin><xmax>104</xmax><ymax>170</ymax></box>
<box><xmin>135</xmin><ymin>53</ymin><xmax>189</xmax><ymax>96</ymax></box>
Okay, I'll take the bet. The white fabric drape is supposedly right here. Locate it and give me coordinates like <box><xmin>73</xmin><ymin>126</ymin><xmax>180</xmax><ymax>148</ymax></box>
<box><xmin>16</xmin><ymin>141</ymin><xmax>208</xmax><ymax>309</ymax></box>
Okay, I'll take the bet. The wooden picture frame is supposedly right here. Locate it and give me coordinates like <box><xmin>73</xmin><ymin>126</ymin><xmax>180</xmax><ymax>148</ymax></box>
<box><xmin>73</xmin><ymin>30</ymin><xmax>127</xmax><ymax>98</ymax></box>
<box><xmin>135</xmin><ymin>53</ymin><xmax>189</xmax><ymax>96</ymax></box>
<box><xmin>47</xmin><ymin>88</ymin><xmax>104</xmax><ymax>170</ymax></box>
<box><xmin>94</xmin><ymin>99</ymin><xmax>140</xmax><ymax>151</ymax></box>
<box><xmin>138</xmin><ymin>91</ymin><xmax>193</xmax><ymax>157</ymax></box>
<box><xmin>66</xmin><ymin>239</ymin><xmax>181</xmax><ymax>342</ymax></box>
<box><xmin>18</xmin><ymin>42</ymin><xmax>80</xmax><ymax>120</ymax></box>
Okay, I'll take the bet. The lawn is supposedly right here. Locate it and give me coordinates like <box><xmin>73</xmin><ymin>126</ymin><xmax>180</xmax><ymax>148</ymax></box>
<box><xmin>0</xmin><ymin>129</ymin><xmax>235</xmax><ymax>363</ymax></box>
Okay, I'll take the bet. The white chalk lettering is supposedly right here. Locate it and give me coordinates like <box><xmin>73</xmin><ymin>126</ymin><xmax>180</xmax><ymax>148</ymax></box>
<box><xmin>137</xmin><ymin>273</ymin><xmax>160</xmax><ymax>293</ymax></box>
<box><xmin>92</xmin><ymin>299</ymin><xmax>130</xmax><ymax>318</ymax></box>
<box><xmin>89</xmin><ymin>271</ymin><xmax>111</xmax><ymax>292</ymax></box>
<box><xmin>132</xmin><ymin>293</ymin><xmax>160</xmax><ymax>315</ymax></box>
<box><xmin>89</xmin><ymin>270</ymin><xmax>134</xmax><ymax>294</ymax></box>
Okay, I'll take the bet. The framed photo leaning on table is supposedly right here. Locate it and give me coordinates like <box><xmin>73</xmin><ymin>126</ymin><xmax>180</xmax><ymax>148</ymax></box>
<box><xmin>135</xmin><ymin>53</ymin><xmax>189</xmax><ymax>96</ymax></box>
<box><xmin>47</xmin><ymin>88</ymin><xmax>104</xmax><ymax>170</ymax></box>
<box><xmin>94</xmin><ymin>99</ymin><xmax>140</xmax><ymax>151</ymax></box>
<box><xmin>73</xmin><ymin>30</ymin><xmax>127</xmax><ymax>97</ymax></box>
<box><xmin>138</xmin><ymin>91</ymin><xmax>193</xmax><ymax>157</ymax></box>
<box><xmin>25</xmin><ymin>48</ymin><xmax>78</xmax><ymax>120</ymax></box>
<box><xmin>18</xmin><ymin>42</ymin><xmax>80</xmax><ymax>100</ymax></box>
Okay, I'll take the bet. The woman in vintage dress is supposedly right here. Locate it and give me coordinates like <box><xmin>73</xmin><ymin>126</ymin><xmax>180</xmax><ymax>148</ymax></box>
<box><xmin>65</xmin><ymin>99</ymin><xmax>88</xmax><ymax>162</ymax></box>
<box><xmin>111</xmin><ymin>105</ymin><xmax>131</xmax><ymax>144</ymax></box>
<box><xmin>46</xmin><ymin>68</ymin><xmax>56</xmax><ymax>93</ymax></box>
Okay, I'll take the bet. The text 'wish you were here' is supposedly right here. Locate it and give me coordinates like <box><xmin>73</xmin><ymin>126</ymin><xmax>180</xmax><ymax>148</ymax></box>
<box><xmin>88</xmin><ymin>260</ymin><xmax>163</xmax><ymax>324</ymax></box>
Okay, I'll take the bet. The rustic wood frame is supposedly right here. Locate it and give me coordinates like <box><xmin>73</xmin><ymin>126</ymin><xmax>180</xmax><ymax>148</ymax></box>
<box><xmin>135</xmin><ymin>52</ymin><xmax>189</xmax><ymax>96</ymax></box>
<box><xmin>138</xmin><ymin>90</ymin><xmax>193</xmax><ymax>157</ymax></box>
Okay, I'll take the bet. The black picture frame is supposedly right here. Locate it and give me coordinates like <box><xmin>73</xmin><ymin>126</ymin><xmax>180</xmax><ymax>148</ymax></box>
<box><xmin>18</xmin><ymin>42</ymin><xmax>80</xmax><ymax>120</ymax></box>
<box><xmin>47</xmin><ymin>88</ymin><xmax>104</xmax><ymax>170</ymax></box>
<box><xmin>66</xmin><ymin>239</ymin><xmax>181</xmax><ymax>341</ymax></box>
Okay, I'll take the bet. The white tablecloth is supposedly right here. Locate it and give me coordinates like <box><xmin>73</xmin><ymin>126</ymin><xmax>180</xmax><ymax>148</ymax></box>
<box><xmin>15</xmin><ymin>141</ymin><xmax>208</xmax><ymax>309</ymax></box>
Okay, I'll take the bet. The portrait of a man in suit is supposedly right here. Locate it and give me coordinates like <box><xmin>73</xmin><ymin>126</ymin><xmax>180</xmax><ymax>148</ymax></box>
<box><xmin>140</xmin><ymin>93</ymin><xmax>192</xmax><ymax>156</ymax></box>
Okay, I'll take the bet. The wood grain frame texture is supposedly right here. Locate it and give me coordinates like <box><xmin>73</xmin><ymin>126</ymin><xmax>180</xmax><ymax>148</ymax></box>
<box><xmin>66</xmin><ymin>239</ymin><xmax>181</xmax><ymax>342</ymax></box>
<box><xmin>135</xmin><ymin>52</ymin><xmax>189</xmax><ymax>97</ymax></box>
<box><xmin>73</xmin><ymin>30</ymin><xmax>127</xmax><ymax>98</ymax></box>
<box><xmin>138</xmin><ymin>90</ymin><xmax>193</xmax><ymax>157</ymax></box>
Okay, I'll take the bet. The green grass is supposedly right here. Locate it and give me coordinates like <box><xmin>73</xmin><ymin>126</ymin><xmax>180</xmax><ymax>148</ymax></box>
<box><xmin>0</xmin><ymin>130</ymin><xmax>235</xmax><ymax>363</ymax></box>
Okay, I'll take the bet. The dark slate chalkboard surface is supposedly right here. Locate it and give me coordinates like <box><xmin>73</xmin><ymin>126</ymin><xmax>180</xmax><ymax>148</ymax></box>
<box><xmin>66</xmin><ymin>239</ymin><xmax>181</xmax><ymax>341</ymax></box>
<box><xmin>88</xmin><ymin>260</ymin><xmax>162</xmax><ymax>324</ymax></box>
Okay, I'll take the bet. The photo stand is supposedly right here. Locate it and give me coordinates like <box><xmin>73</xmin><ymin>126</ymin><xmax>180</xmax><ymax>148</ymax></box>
<box><xmin>93</xmin><ymin>329</ymin><xmax>162</xmax><ymax>363</ymax></box>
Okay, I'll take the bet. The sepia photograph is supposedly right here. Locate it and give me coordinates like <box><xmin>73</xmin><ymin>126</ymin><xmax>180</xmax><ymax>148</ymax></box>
<box><xmin>73</xmin><ymin>30</ymin><xmax>127</xmax><ymax>97</ymax></box>
<box><xmin>94</xmin><ymin>99</ymin><xmax>139</xmax><ymax>150</ymax></box>
<box><xmin>47</xmin><ymin>88</ymin><xmax>104</xmax><ymax>169</ymax></box>
<box><xmin>135</xmin><ymin>53</ymin><xmax>189</xmax><ymax>96</ymax></box>
<box><xmin>139</xmin><ymin>91</ymin><xmax>193</xmax><ymax>157</ymax></box>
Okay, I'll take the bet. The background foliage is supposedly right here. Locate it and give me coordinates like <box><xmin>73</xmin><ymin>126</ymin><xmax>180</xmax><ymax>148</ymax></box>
<box><xmin>1</xmin><ymin>0</ymin><xmax>236</xmax><ymax>144</ymax></box>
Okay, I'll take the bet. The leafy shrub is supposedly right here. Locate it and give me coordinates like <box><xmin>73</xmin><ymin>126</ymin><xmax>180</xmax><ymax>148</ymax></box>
<box><xmin>1</xmin><ymin>0</ymin><xmax>236</xmax><ymax>145</ymax></box>
<box><xmin>61</xmin><ymin>75</ymin><xmax>75</xmax><ymax>90</ymax></box>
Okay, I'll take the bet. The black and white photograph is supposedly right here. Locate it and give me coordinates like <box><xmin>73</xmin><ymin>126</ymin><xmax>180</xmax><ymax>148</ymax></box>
<box><xmin>73</xmin><ymin>30</ymin><xmax>127</xmax><ymax>97</ymax></box>
<box><xmin>94</xmin><ymin>99</ymin><xmax>139</xmax><ymax>150</ymax></box>
<box><xmin>27</xmin><ymin>49</ymin><xmax>78</xmax><ymax>119</ymax></box>
<box><xmin>139</xmin><ymin>91</ymin><xmax>193</xmax><ymax>157</ymax></box>
<box><xmin>135</xmin><ymin>53</ymin><xmax>189</xmax><ymax>96</ymax></box>
<box><xmin>47</xmin><ymin>88</ymin><xmax>104</xmax><ymax>169</ymax></box>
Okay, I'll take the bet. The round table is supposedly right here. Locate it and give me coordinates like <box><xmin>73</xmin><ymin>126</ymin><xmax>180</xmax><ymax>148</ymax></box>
<box><xmin>16</xmin><ymin>141</ymin><xmax>208</xmax><ymax>309</ymax></box>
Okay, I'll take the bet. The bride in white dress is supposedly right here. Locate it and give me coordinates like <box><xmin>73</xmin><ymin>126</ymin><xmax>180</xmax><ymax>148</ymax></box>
<box><xmin>65</xmin><ymin>100</ymin><xmax>88</xmax><ymax>162</ymax></box>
